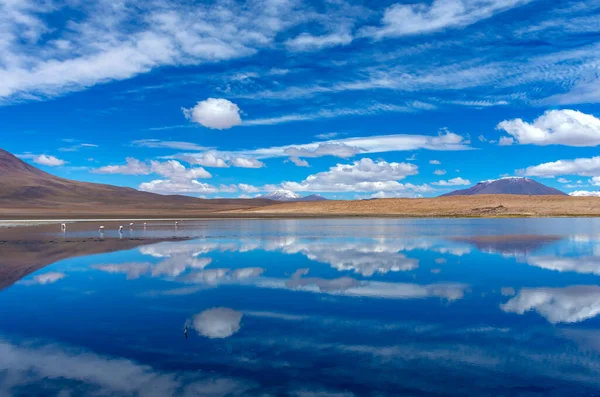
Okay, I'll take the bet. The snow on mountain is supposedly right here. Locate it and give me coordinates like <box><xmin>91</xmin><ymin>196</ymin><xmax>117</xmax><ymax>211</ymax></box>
<box><xmin>260</xmin><ymin>190</ymin><xmax>302</xmax><ymax>201</ymax></box>
<box><xmin>259</xmin><ymin>190</ymin><xmax>327</xmax><ymax>202</ymax></box>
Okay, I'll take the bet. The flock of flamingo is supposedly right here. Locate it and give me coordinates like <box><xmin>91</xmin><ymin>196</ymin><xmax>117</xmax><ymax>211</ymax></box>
<box><xmin>60</xmin><ymin>221</ymin><xmax>181</xmax><ymax>235</ymax></box>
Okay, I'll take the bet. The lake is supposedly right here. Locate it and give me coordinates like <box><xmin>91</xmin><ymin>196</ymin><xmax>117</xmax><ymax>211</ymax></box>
<box><xmin>2</xmin><ymin>218</ymin><xmax>600</xmax><ymax>396</ymax></box>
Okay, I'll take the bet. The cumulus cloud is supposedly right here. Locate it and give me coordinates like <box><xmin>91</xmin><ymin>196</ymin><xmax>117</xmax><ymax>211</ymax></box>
<box><xmin>33</xmin><ymin>155</ymin><xmax>66</xmax><ymax>167</ymax></box>
<box><xmin>280</xmin><ymin>158</ymin><xmax>420</xmax><ymax>192</ymax></box>
<box><xmin>93</xmin><ymin>263</ymin><xmax>153</xmax><ymax>280</ymax></box>
<box><xmin>501</xmin><ymin>286</ymin><xmax>600</xmax><ymax>324</ymax></box>
<box><xmin>527</xmin><ymin>256</ymin><xmax>600</xmax><ymax>276</ymax></box>
<box><xmin>18</xmin><ymin>153</ymin><xmax>67</xmax><ymax>167</ymax></box>
<box><xmin>361</xmin><ymin>0</ymin><xmax>531</xmax><ymax>38</ymax></box>
<box><xmin>288</xmin><ymin>156</ymin><xmax>310</xmax><ymax>167</ymax></box>
<box><xmin>429</xmin><ymin>160</ymin><xmax>441</xmax><ymax>165</ymax></box>
<box><xmin>557</xmin><ymin>177</ymin><xmax>570</xmax><ymax>183</ymax></box>
<box><xmin>150</xmin><ymin>160</ymin><xmax>211</xmax><ymax>180</ymax></box>
<box><xmin>433</xmin><ymin>169</ymin><xmax>447</xmax><ymax>175</ymax></box>
<box><xmin>139</xmin><ymin>180</ymin><xmax>236</xmax><ymax>195</ymax></box>
<box><xmin>230</xmin><ymin>157</ymin><xmax>265</xmax><ymax>168</ymax></box>
<box><xmin>432</xmin><ymin>177</ymin><xmax>471</xmax><ymax>186</ymax></box>
<box><xmin>569</xmin><ymin>190</ymin><xmax>600</xmax><ymax>197</ymax></box>
<box><xmin>498</xmin><ymin>136</ymin><xmax>514</xmax><ymax>146</ymax></box>
<box><xmin>520</xmin><ymin>156</ymin><xmax>600</xmax><ymax>177</ymax></box>
<box><xmin>178</xmin><ymin>152</ymin><xmax>229</xmax><ymax>168</ymax></box>
<box><xmin>182</xmin><ymin>98</ymin><xmax>242</xmax><ymax>130</ymax></box>
<box><xmin>497</xmin><ymin>110</ymin><xmax>600</xmax><ymax>146</ymax></box>
<box><xmin>93</xmin><ymin>157</ymin><xmax>150</xmax><ymax>175</ymax></box>
<box><xmin>280</xmin><ymin>269</ymin><xmax>468</xmax><ymax>301</ymax></box>
<box><xmin>21</xmin><ymin>272</ymin><xmax>67</xmax><ymax>285</ymax></box>
<box><xmin>238</xmin><ymin>184</ymin><xmax>261</xmax><ymax>193</ymax></box>
<box><xmin>191</xmin><ymin>307</ymin><xmax>243</xmax><ymax>338</ymax></box>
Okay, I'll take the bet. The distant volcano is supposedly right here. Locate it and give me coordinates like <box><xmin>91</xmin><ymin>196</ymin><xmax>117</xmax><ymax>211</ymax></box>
<box><xmin>259</xmin><ymin>189</ymin><xmax>328</xmax><ymax>202</ymax></box>
<box><xmin>440</xmin><ymin>177</ymin><xmax>567</xmax><ymax>197</ymax></box>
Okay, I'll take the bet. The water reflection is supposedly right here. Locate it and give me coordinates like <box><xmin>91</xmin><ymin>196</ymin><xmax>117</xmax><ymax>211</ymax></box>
<box><xmin>191</xmin><ymin>307</ymin><xmax>243</xmax><ymax>339</ymax></box>
<box><xmin>4</xmin><ymin>220</ymin><xmax>600</xmax><ymax>395</ymax></box>
<box><xmin>502</xmin><ymin>286</ymin><xmax>600</xmax><ymax>324</ymax></box>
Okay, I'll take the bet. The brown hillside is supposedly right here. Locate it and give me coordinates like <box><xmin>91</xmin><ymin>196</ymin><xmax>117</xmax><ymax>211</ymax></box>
<box><xmin>0</xmin><ymin>148</ymin><xmax>273</xmax><ymax>217</ymax></box>
<box><xmin>234</xmin><ymin>195</ymin><xmax>600</xmax><ymax>217</ymax></box>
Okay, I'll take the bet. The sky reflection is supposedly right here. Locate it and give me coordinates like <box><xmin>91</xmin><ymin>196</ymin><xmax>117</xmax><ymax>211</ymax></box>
<box><xmin>3</xmin><ymin>219</ymin><xmax>600</xmax><ymax>395</ymax></box>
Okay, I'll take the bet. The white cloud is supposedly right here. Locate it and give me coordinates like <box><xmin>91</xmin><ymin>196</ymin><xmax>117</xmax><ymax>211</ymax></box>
<box><xmin>433</xmin><ymin>169</ymin><xmax>447</xmax><ymax>175</ymax></box>
<box><xmin>139</xmin><ymin>180</ymin><xmax>236</xmax><ymax>195</ymax></box>
<box><xmin>592</xmin><ymin>176</ymin><xmax>600</xmax><ymax>186</ymax></box>
<box><xmin>132</xmin><ymin>139</ymin><xmax>208</xmax><ymax>151</ymax></box>
<box><xmin>285</xmin><ymin>31</ymin><xmax>353</xmax><ymax>52</ymax></box>
<box><xmin>520</xmin><ymin>156</ymin><xmax>600</xmax><ymax>177</ymax></box>
<box><xmin>191</xmin><ymin>307</ymin><xmax>243</xmax><ymax>338</ymax></box>
<box><xmin>432</xmin><ymin>177</ymin><xmax>471</xmax><ymax>186</ymax></box>
<box><xmin>0</xmin><ymin>338</ymin><xmax>252</xmax><ymax>397</ymax></box>
<box><xmin>288</xmin><ymin>156</ymin><xmax>310</xmax><ymax>167</ymax></box>
<box><xmin>278</xmin><ymin>269</ymin><xmax>467</xmax><ymax>301</ymax></box>
<box><xmin>429</xmin><ymin>160</ymin><xmax>441</xmax><ymax>165</ymax></box>
<box><xmin>281</xmin><ymin>158</ymin><xmax>419</xmax><ymax>192</ymax></box>
<box><xmin>527</xmin><ymin>256</ymin><xmax>600</xmax><ymax>276</ymax></box>
<box><xmin>21</xmin><ymin>272</ymin><xmax>67</xmax><ymax>285</ymax></box>
<box><xmin>240</xmin><ymin>131</ymin><xmax>471</xmax><ymax>159</ymax></box>
<box><xmin>32</xmin><ymin>154</ymin><xmax>66</xmax><ymax>167</ymax></box>
<box><xmin>178</xmin><ymin>152</ymin><xmax>229</xmax><ymax>168</ymax></box>
<box><xmin>497</xmin><ymin>110</ymin><xmax>600</xmax><ymax>146</ymax></box>
<box><xmin>569</xmin><ymin>190</ymin><xmax>600</xmax><ymax>197</ymax></box>
<box><xmin>285</xmin><ymin>143</ymin><xmax>363</xmax><ymax>159</ymax></box>
<box><xmin>0</xmin><ymin>0</ymin><xmax>304</xmax><ymax>103</ymax></box>
<box><xmin>557</xmin><ymin>177</ymin><xmax>570</xmax><ymax>183</ymax></box>
<box><xmin>243</xmin><ymin>102</ymin><xmax>433</xmax><ymax>126</ymax></box>
<box><xmin>230</xmin><ymin>157</ymin><xmax>265</xmax><ymax>168</ymax></box>
<box><xmin>498</xmin><ymin>136</ymin><xmax>514</xmax><ymax>146</ymax></box>
<box><xmin>59</xmin><ymin>143</ymin><xmax>99</xmax><ymax>152</ymax></box>
<box><xmin>93</xmin><ymin>263</ymin><xmax>153</xmax><ymax>280</ymax></box>
<box><xmin>361</xmin><ymin>0</ymin><xmax>531</xmax><ymax>39</ymax></box>
<box><xmin>316</xmin><ymin>132</ymin><xmax>341</xmax><ymax>140</ymax></box>
<box><xmin>93</xmin><ymin>157</ymin><xmax>150</xmax><ymax>175</ymax></box>
<box><xmin>18</xmin><ymin>153</ymin><xmax>67</xmax><ymax>167</ymax></box>
<box><xmin>150</xmin><ymin>160</ymin><xmax>211</xmax><ymax>180</ymax></box>
<box><xmin>238</xmin><ymin>184</ymin><xmax>261</xmax><ymax>193</ymax></box>
<box><xmin>501</xmin><ymin>286</ymin><xmax>600</xmax><ymax>324</ymax></box>
<box><xmin>183</xmin><ymin>98</ymin><xmax>243</xmax><ymax>130</ymax></box>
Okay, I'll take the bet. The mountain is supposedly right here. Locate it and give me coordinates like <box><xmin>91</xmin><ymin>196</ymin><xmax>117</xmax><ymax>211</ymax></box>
<box><xmin>260</xmin><ymin>189</ymin><xmax>302</xmax><ymax>201</ymax></box>
<box><xmin>440</xmin><ymin>177</ymin><xmax>567</xmax><ymax>197</ymax></box>
<box><xmin>0</xmin><ymin>148</ymin><xmax>273</xmax><ymax>215</ymax></box>
<box><xmin>301</xmin><ymin>194</ymin><xmax>328</xmax><ymax>202</ymax></box>
<box><xmin>259</xmin><ymin>189</ymin><xmax>327</xmax><ymax>202</ymax></box>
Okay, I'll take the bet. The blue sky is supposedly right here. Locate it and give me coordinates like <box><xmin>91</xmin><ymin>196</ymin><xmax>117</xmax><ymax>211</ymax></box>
<box><xmin>2</xmin><ymin>0</ymin><xmax>600</xmax><ymax>198</ymax></box>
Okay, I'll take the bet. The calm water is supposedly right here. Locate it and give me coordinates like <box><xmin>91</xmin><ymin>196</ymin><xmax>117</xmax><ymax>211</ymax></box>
<box><xmin>3</xmin><ymin>218</ymin><xmax>600</xmax><ymax>396</ymax></box>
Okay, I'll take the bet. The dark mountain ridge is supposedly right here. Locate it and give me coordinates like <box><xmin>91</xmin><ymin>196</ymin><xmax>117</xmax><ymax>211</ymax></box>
<box><xmin>0</xmin><ymin>148</ymin><xmax>273</xmax><ymax>211</ymax></box>
<box><xmin>440</xmin><ymin>177</ymin><xmax>567</xmax><ymax>197</ymax></box>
